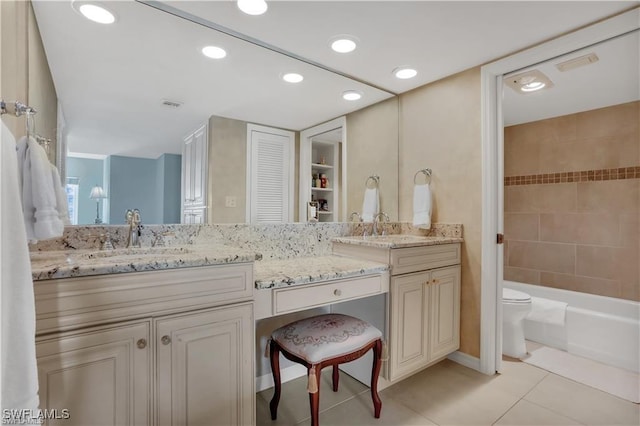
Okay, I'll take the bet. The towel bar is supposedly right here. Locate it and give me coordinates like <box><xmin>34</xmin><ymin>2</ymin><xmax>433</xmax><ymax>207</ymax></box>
<box><xmin>414</xmin><ymin>168</ymin><xmax>432</xmax><ymax>184</ymax></box>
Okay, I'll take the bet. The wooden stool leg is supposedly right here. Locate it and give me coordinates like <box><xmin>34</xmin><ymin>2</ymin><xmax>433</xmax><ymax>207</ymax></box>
<box><xmin>308</xmin><ymin>365</ymin><xmax>321</xmax><ymax>426</ymax></box>
<box><xmin>370</xmin><ymin>339</ymin><xmax>383</xmax><ymax>418</ymax></box>
<box><xmin>269</xmin><ymin>341</ymin><xmax>282</xmax><ymax>420</ymax></box>
<box><xmin>332</xmin><ymin>364</ymin><xmax>339</xmax><ymax>392</ymax></box>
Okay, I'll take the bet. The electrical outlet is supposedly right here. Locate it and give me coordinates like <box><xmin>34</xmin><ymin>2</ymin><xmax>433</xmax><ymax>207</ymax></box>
<box><xmin>225</xmin><ymin>196</ymin><xmax>237</xmax><ymax>208</ymax></box>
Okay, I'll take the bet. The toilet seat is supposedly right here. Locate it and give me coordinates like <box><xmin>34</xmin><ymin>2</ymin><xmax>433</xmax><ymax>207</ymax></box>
<box><xmin>502</xmin><ymin>288</ymin><xmax>531</xmax><ymax>304</ymax></box>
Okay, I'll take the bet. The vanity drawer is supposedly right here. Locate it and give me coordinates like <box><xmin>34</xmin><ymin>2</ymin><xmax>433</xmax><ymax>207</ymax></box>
<box><xmin>273</xmin><ymin>274</ymin><xmax>385</xmax><ymax>315</ymax></box>
<box><xmin>390</xmin><ymin>243</ymin><xmax>460</xmax><ymax>275</ymax></box>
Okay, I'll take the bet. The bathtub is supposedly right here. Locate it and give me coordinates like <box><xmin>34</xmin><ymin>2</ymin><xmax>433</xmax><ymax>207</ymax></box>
<box><xmin>503</xmin><ymin>281</ymin><xmax>640</xmax><ymax>373</ymax></box>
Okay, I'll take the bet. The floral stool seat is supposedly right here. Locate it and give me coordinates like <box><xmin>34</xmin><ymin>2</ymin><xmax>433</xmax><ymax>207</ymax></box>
<box><xmin>268</xmin><ymin>313</ymin><xmax>384</xmax><ymax>426</ymax></box>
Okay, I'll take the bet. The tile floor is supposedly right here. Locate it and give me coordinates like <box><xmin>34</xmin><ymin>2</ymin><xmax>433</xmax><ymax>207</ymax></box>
<box><xmin>256</xmin><ymin>358</ymin><xmax>640</xmax><ymax>426</ymax></box>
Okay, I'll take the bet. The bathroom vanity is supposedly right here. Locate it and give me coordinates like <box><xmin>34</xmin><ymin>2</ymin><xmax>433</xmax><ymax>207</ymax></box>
<box><xmin>31</xmin><ymin>247</ymin><xmax>258</xmax><ymax>426</ymax></box>
<box><xmin>333</xmin><ymin>235</ymin><xmax>462</xmax><ymax>382</ymax></box>
<box><xmin>29</xmin><ymin>223</ymin><xmax>462</xmax><ymax>426</ymax></box>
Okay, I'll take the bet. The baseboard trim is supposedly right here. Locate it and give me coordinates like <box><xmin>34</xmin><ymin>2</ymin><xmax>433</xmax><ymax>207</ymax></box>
<box><xmin>448</xmin><ymin>351</ymin><xmax>482</xmax><ymax>372</ymax></box>
<box><xmin>255</xmin><ymin>364</ymin><xmax>308</xmax><ymax>393</ymax></box>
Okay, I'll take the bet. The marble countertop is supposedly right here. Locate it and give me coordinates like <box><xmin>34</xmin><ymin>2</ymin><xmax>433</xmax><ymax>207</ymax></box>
<box><xmin>30</xmin><ymin>245</ymin><xmax>261</xmax><ymax>281</ymax></box>
<box><xmin>254</xmin><ymin>255</ymin><xmax>389</xmax><ymax>290</ymax></box>
<box><xmin>332</xmin><ymin>234</ymin><xmax>463</xmax><ymax>248</ymax></box>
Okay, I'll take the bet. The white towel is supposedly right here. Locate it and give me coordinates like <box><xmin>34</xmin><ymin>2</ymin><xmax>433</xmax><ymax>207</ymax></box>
<box><xmin>1</xmin><ymin>122</ymin><xmax>41</xmax><ymax>416</ymax></box>
<box><xmin>361</xmin><ymin>187</ymin><xmax>379</xmax><ymax>223</ymax></box>
<box><xmin>412</xmin><ymin>183</ymin><xmax>432</xmax><ymax>229</ymax></box>
<box><xmin>526</xmin><ymin>296</ymin><xmax>568</xmax><ymax>326</ymax></box>
<box><xmin>16</xmin><ymin>136</ymin><xmax>65</xmax><ymax>241</ymax></box>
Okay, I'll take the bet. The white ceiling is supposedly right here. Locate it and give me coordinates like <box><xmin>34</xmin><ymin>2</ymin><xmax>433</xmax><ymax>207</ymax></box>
<box><xmin>503</xmin><ymin>29</ymin><xmax>639</xmax><ymax>126</ymax></box>
<box><xmin>32</xmin><ymin>1</ymin><xmax>637</xmax><ymax>158</ymax></box>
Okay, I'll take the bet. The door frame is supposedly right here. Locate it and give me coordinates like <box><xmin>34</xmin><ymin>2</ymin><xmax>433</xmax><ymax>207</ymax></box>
<box><xmin>479</xmin><ymin>8</ymin><xmax>640</xmax><ymax>375</ymax></box>
<box><xmin>299</xmin><ymin>116</ymin><xmax>347</xmax><ymax>222</ymax></box>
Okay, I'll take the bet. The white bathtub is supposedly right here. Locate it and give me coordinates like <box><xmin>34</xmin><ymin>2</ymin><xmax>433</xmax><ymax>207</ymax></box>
<box><xmin>504</xmin><ymin>281</ymin><xmax>640</xmax><ymax>373</ymax></box>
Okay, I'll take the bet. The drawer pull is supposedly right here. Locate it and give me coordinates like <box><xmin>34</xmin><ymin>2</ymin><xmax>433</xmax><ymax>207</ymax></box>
<box><xmin>136</xmin><ymin>338</ymin><xmax>147</xmax><ymax>349</ymax></box>
<box><xmin>161</xmin><ymin>335</ymin><xmax>172</xmax><ymax>345</ymax></box>
<box><xmin>333</xmin><ymin>289</ymin><xmax>342</xmax><ymax>296</ymax></box>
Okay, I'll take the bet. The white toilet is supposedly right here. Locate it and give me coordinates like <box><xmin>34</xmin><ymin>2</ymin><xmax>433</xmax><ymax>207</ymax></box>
<box><xmin>502</xmin><ymin>288</ymin><xmax>532</xmax><ymax>358</ymax></box>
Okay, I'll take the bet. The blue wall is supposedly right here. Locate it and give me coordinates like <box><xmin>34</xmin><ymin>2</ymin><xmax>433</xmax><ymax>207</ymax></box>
<box><xmin>107</xmin><ymin>155</ymin><xmax>181</xmax><ymax>225</ymax></box>
<box><xmin>66</xmin><ymin>157</ymin><xmax>104</xmax><ymax>225</ymax></box>
<box><xmin>156</xmin><ymin>154</ymin><xmax>182</xmax><ymax>224</ymax></box>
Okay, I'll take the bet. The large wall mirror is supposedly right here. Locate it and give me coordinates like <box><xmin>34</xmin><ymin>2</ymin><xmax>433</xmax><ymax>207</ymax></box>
<box><xmin>28</xmin><ymin>0</ymin><xmax>399</xmax><ymax>225</ymax></box>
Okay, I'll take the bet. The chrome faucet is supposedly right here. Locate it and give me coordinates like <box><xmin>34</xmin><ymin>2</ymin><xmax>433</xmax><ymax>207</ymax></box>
<box><xmin>125</xmin><ymin>209</ymin><xmax>142</xmax><ymax>248</ymax></box>
<box><xmin>373</xmin><ymin>212</ymin><xmax>390</xmax><ymax>236</ymax></box>
<box><xmin>349</xmin><ymin>212</ymin><xmax>362</xmax><ymax>222</ymax></box>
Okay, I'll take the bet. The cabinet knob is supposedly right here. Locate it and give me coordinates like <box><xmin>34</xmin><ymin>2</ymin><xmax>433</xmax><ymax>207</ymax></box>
<box><xmin>161</xmin><ymin>335</ymin><xmax>172</xmax><ymax>345</ymax></box>
<box><xmin>433</xmin><ymin>279</ymin><xmax>439</xmax><ymax>285</ymax></box>
<box><xmin>136</xmin><ymin>338</ymin><xmax>147</xmax><ymax>349</ymax></box>
<box><xmin>333</xmin><ymin>289</ymin><xmax>342</xmax><ymax>296</ymax></box>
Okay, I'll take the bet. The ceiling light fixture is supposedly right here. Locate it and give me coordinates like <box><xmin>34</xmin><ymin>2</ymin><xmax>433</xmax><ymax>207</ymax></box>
<box><xmin>342</xmin><ymin>90</ymin><xmax>362</xmax><ymax>101</ymax></box>
<box><xmin>237</xmin><ymin>0</ymin><xmax>268</xmax><ymax>16</ymax></box>
<box><xmin>394</xmin><ymin>67</ymin><xmax>417</xmax><ymax>79</ymax></box>
<box><xmin>330</xmin><ymin>35</ymin><xmax>358</xmax><ymax>53</ymax></box>
<box><xmin>202</xmin><ymin>46</ymin><xmax>227</xmax><ymax>59</ymax></box>
<box><xmin>282</xmin><ymin>73</ymin><xmax>304</xmax><ymax>83</ymax></box>
<box><xmin>504</xmin><ymin>69</ymin><xmax>554</xmax><ymax>95</ymax></box>
<box><xmin>73</xmin><ymin>2</ymin><xmax>116</xmax><ymax>24</ymax></box>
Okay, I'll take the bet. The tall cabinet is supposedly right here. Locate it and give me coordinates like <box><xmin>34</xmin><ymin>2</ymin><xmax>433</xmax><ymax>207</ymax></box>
<box><xmin>182</xmin><ymin>124</ymin><xmax>208</xmax><ymax>224</ymax></box>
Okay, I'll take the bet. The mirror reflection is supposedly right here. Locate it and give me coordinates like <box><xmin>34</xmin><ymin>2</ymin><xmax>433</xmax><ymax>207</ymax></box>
<box><xmin>29</xmin><ymin>0</ymin><xmax>398</xmax><ymax>225</ymax></box>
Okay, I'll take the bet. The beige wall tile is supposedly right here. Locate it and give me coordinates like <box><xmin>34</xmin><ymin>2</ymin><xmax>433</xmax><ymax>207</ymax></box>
<box><xmin>399</xmin><ymin>67</ymin><xmax>481</xmax><ymax>357</ymax></box>
<box><xmin>620</xmin><ymin>213</ymin><xmax>639</xmax><ymax>249</ymax></box>
<box><xmin>576</xmin><ymin>245</ymin><xmax>639</xmax><ymax>282</ymax></box>
<box><xmin>505</xmin><ymin>139</ymin><xmax>540</xmax><ymax>176</ymax></box>
<box><xmin>575</xmin><ymin>101</ymin><xmax>639</xmax><ymax>140</ymax></box>
<box><xmin>508</xmin><ymin>241</ymin><xmax>575</xmax><ymax>274</ymax></box>
<box><xmin>577</xmin><ymin>180</ymin><xmax>639</xmax><ymax>214</ymax></box>
<box><xmin>620</xmin><ymin>281</ymin><xmax>640</xmax><ymax>302</ymax></box>
<box><xmin>504</xmin><ymin>267</ymin><xmax>540</xmax><ymax>284</ymax></box>
<box><xmin>539</xmin><ymin>272</ymin><xmax>621</xmax><ymax>299</ymax></box>
<box><xmin>537</xmin><ymin>183</ymin><xmax>577</xmax><ymax>213</ymax></box>
<box><xmin>505</xmin><ymin>213</ymin><xmax>539</xmax><ymax>241</ymax></box>
<box><xmin>539</xmin><ymin>213</ymin><xmax>620</xmax><ymax>246</ymax></box>
<box><xmin>505</xmin><ymin>186</ymin><xmax>540</xmax><ymax>213</ymax></box>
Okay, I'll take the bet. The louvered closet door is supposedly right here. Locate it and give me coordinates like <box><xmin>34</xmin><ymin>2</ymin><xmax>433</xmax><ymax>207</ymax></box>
<box><xmin>248</xmin><ymin>127</ymin><xmax>294</xmax><ymax>223</ymax></box>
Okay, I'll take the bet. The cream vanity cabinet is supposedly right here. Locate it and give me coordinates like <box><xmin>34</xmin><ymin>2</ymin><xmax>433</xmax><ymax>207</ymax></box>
<box><xmin>333</xmin><ymin>242</ymin><xmax>461</xmax><ymax>382</ymax></box>
<box><xmin>34</xmin><ymin>263</ymin><xmax>254</xmax><ymax>426</ymax></box>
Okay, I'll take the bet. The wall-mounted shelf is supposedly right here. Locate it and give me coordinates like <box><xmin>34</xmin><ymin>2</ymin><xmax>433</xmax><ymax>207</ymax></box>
<box><xmin>311</xmin><ymin>187</ymin><xmax>333</xmax><ymax>192</ymax></box>
<box><xmin>311</xmin><ymin>163</ymin><xmax>333</xmax><ymax>170</ymax></box>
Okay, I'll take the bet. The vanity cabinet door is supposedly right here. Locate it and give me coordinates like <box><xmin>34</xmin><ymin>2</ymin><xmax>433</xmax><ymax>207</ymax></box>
<box><xmin>182</xmin><ymin>208</ymin><xmax>206</xmax><ymax>224</ymax></box>
<box><xmin>36</xmin><ymin>321</ymin><xmax>151</xmax><ymax>426</ymax></box>
<box><xmin>429</xmin><ymin>265</ymin><xmax>461</xmax><ymax>360</ymax></box>
<box><xmin>389</xmin><ymin>271</ymin><xmax>430</xmax><ymax>382</ymax></box>
<box><xmin>156</xmin><ymin>303</ymin><xmax>254</xmax><ymax>426</ymax></box>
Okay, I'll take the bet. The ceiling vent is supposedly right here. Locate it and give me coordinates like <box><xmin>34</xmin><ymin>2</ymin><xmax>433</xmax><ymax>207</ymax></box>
<box><xmin>161</xmin><ymin>99</ymin><xmax>183</xmax><ymax>108</ymax></box>
<box><xmin>556</xmin><ymin>53</ymin><xmax>599</xmax><ymax>72</ymax></box>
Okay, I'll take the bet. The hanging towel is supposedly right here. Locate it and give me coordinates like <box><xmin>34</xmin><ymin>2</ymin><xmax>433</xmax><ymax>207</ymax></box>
<box><xmin>1</xmin><ymin>122</ymin><xmax>41</xmax><ymax>417</ymax></box>
<box><xmin>361</xmin><ymin>187</ymin><xmax>379</xmax><ymax>223</ymax></box>
<box><xmin>51</xmin><ymin>165</ymin><xmax>70</xmax><ymax>226</ymax></box>
<box><xmin>526</xmin><ymin>297</ymin><xmax>568</xmax><ymax>326</ymax></box>
<box><xmin>16</xmin><ymin>136</ymin><xmax>65</xmax><ymax>241</ymax></box>
<box><xmin>412</xmin><ymin>183</ymin><xmax>432</xmax><ymax>229</ymax></box>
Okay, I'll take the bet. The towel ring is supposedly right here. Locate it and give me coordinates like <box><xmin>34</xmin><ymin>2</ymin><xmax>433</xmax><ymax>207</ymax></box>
<box><xmin>366</xmin><ymin>175</ymin><xmax>380</xmax><ymax>189</ymax></box>
<box><xmin>413</xmin><ymin>168</ymin><xmax>432</xmax><ymax>185</ymax></box>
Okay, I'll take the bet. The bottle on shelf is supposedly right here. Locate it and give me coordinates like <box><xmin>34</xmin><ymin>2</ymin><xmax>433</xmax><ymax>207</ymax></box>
<box><xmin>315</xmin><ymin>174</ymin><xmax>322</xmax><ymax>188</ymax></box>
<box><xmin>320</xmin><ymin>173</ymin><xmax>327</xmax><ymax>188</ymax></box>
<box><xmin>312</xmin><ymin>173</ymin><xmax>318</xmax><ymax>187</ymax></box>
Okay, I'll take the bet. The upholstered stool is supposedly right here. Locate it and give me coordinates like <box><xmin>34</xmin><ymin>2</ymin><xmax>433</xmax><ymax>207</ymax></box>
<box><xmin>268</xmin><ymin>313</ymin><xmax>384</xmax><ymax>426</ymax></box>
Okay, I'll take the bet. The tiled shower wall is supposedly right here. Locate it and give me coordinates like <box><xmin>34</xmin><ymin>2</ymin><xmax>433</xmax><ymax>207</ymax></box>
<box><xmin>504</xmin><ymin>101</ymin><xmax>639</xmax><ymax>301</ymax></box>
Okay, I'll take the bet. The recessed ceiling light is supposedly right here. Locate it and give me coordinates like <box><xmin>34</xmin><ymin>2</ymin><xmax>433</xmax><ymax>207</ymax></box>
<box><xmin>504</xmin><ymin>69</ymin><xmax>554</xmax><ymax>95</ymax></box>
<box><xmin>237</xmin><ymin>0</ymin><xmax>268</xmax><ymax>16</ymax></box>
<box><xmin>202</xmin><ymin>46</ymin><xmax>227</xmax><ymax>59</ymax></box>
<box><xmin>342</xmin><ymin>90</ymin><xmax>362</xmax><ymax>101</ymax></box>
<box><xmin>282</xmin><ymin>73</ymin><xmax>304</xmax><ymax>83</ymax></box>
<box><xmin>331</xmin><ymin>35</ymin><xmax>357</xmax><ymax>53</ymax></box>
<box><xmin>394</xmin><ymin>67</ymin><xmax>418</xmax><ymax>79</ymax></box>
<box><xmin>520</xmin><ymin>81</ymin><xmax>546</xmax><ymax>92</ymax></box>
<box><xmin>73</xmin><ymin>2</ymin><xmax>116</xmax><ymax>24</ymax></box>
